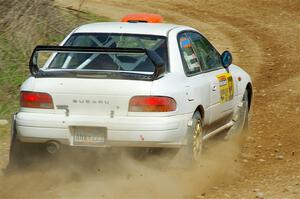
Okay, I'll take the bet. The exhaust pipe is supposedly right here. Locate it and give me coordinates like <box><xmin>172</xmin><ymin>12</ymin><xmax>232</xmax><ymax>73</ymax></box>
<box><xmin>46</xmin><ymin>141</ymin><xmax>60</xmax><ymax>155</ymax></box>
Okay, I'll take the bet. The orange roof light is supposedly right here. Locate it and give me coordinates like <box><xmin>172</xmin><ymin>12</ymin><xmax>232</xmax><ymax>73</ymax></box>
<box><xmin>121</xmin><ymin>13</ymin><xmax>163</xmax><ymax>23</ymax></box>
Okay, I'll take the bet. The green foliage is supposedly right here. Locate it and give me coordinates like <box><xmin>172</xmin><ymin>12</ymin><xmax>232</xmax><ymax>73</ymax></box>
<box><xmin>0</xmin><ymin>35</ymin><xmax>26</xmax><ymax>118</ymax></box>
<box><xmin>67</xmin><ymin>8</ymin><xmax>110</xmax><ymax>23</ymax></box>
<box><xmin>0</xmin><ymin>1</ymin><xmax>109</xmax><ymax>120</ymax></box>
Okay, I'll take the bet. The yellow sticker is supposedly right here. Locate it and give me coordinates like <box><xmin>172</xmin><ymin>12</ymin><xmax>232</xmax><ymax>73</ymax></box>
<box><xmin>216</xmin><ymin>73</ymin><xmax>234</xmax><ymax>103</ymax></box>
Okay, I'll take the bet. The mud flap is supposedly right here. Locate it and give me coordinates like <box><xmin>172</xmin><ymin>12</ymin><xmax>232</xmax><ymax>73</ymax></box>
<box><xmin>5</xmin><ymin>113</ymin><xmax>19</xmax><ymax>173</ymax></box>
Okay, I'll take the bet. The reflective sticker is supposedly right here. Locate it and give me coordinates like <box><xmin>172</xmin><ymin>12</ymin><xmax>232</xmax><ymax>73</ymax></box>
<box><xmin>217</xmin><ymin>73</ymin><xmax>234</xmax><ymax>103</ymax></box>
<box><xmin>180</xmin><ymin>37</ymin><xmax>192</xmax><ymax>48</ymax></box>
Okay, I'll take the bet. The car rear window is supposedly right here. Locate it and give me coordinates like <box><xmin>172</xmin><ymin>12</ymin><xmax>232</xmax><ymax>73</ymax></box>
<box><xmin>46</xmin><ymin>33</ymin><xmax>168</xmax><ymax>74</ymax></box>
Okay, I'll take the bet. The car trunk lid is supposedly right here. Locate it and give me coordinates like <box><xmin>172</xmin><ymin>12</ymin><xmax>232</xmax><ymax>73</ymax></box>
<box><xmin>33</xmin><ymin>78</ymin><xmax>152</xmax><ymax>116</ymax></box>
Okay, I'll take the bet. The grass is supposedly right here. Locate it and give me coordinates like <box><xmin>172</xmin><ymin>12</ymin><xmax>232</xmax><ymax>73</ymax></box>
<box><xmin>0</xmin><ymin>8</ymin><xmax>109</xmax><ymax>120</ymax></box>
<box><xmin>0</xmin><ymin>35</ymin><xmax>27</xmax><ymax>119</ymax></box>
<box><xmin>0</xmin><ymin>2</ymin><xmax>110</xmax><ymax>161</ymax></box>
<box><xmin>0</xmin><ymin>1</ymin><xmax>109</xmax><ymax>139</ymax></box>
<box><xmin>61</xmin><ymin>6</ymin><xmax>110</xmax><ymax>23</ymax></box>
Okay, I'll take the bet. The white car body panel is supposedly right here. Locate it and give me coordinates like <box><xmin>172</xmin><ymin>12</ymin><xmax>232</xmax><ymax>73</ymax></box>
<box><xmin>30</xmin><ymin>78</ymin><xmax>152</xmax><ymax>116</ymax></box>
<box><xmin>16</xmin><ymin>112</ymin><xmax>190</xmax><ymax>147</ymax></box>
<box><xmin>15</xmin><ymin>22</ymin><xmax>252</xmax><ymax>148</ymax></box>
<box><xmin>74</xmin><ymin>22</ymin><xmax>185</xmax><ymax>36</ymax></box>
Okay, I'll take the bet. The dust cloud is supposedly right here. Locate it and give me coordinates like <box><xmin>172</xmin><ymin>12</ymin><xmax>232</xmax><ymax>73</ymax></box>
<box><xmin>0</xmin><ymin>136</ymin><xmax>242</xmax><ymax>199</ymax></box>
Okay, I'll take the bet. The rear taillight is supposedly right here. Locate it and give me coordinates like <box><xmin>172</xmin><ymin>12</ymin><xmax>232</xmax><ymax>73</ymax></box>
<box><xmin>129</xmin><ymin>96</ymin><xmax>176</xmax><ymax>112</ymax></box>
<box><xmin>20</xmin><ymin>91</ymin><xmax>54</xmax><ymax>109</ymax></box>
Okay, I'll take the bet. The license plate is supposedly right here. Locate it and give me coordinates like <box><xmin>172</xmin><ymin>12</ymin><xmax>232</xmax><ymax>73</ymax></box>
<box><xmin>73</xmin><ymin>127</ymin><xmax>106</xmax><ymax>145</ymax></box>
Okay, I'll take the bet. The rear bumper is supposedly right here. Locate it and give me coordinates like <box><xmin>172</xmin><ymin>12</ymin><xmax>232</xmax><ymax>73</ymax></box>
<box><xmin>15</xmin><ymin>112</ymin><xmax>191</xmax><ymax>148</ymax></box>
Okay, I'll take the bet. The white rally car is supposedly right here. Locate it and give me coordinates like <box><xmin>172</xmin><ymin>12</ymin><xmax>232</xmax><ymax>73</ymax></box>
<box><xmin>9</xmin><ymin>13</ymin><xmax>252</xmax><ymax>167</ymax></box>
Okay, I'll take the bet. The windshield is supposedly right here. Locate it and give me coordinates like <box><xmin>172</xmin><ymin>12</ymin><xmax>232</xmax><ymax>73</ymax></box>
<box><xmin>45</xmin><ymin>33</ymin><xmax>168</xmax><ymax>73</ymax></box>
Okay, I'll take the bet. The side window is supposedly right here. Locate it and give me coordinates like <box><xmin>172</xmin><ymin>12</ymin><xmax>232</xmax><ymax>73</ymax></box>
<box><xmin>186</xmin><ymin>32</ymin><xmax>222</xmax><ymax>71</ymax></box>
<box><xmin>178</xmin><ymin>33</ymin><xmax>202</xmax><ymax>75</ymax></box>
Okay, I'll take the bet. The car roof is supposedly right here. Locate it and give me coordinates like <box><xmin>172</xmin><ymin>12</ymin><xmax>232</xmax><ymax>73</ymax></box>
<box><xmin>74</xmin><ymin>22</ymin><xmax>190</xmax><ymax>36</ymax></box>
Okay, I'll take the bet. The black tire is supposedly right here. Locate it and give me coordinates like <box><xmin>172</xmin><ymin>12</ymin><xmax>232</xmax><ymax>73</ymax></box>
<box><xmin>226</xmin><ymin>89</ymin><xmax>249</xmax><ymax>137</ymax></box>
<box><xmin>242</xmin><ymin>91</ymin><xmax>249</xmax><ymax>132</ymax></box>
<box><xmin>237</xmin><ymin>89</ymin><xmax>249</xmax><ymax>133</ymax></box>
<box><xmin>240</xmin><ymin>90</ymin><xmax>249</xmax><ymax>132</ymax></box>
<box><xmin>7</xmin><ymin>133</ymin><xmax>24</xmax><ymax>169</ymax></box>
<box><xmin>6</xmin><ymin>121</ymin><xmax>45</xmax><ymax>171</ymax></box>
<box><xmin>171</xmin><ymin>111</ymin><xmax>203</xmax><ymax>168</ymax></box>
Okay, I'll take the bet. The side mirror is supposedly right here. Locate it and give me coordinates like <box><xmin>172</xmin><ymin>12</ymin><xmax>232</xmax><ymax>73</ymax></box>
<box><xmin>221</xmin><ymin>51</ymin><xmax>232</xmax><ymax>68</ymax></box>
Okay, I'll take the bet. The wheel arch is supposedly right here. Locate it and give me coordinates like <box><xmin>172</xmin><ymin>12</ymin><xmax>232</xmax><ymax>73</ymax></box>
<box><xmin>195</xmin><ymin>105</ymin><xmax>205</xmax><ymax>120</ymax></box>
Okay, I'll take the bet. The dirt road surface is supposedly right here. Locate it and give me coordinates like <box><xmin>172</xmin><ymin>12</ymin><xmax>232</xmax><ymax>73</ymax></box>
<box><xmin>0</xmin><ymin>0</ymin><xmax>299</xmax><ymax>198</ymax></box>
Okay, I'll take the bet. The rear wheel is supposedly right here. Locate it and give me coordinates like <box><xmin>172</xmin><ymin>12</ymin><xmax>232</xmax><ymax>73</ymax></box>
<box><xmin>8</xmin><ymin>134</ymin><xmax>25</xmax><ymax>169</ymax></box>
<box><xmin>6</xmin><ymin>121</ymin><xmax>45</xmax><ymax>171</ymax></box>
<box><xmin>7</xmin><ymin>138</ymin><xmax>44</xmax><ymax>171</ymax></box>
<box><xmin>191</xmin><ymin>112</ymin><xmax>203</xmax><ymax>162</ymax></box>
<box><xmin>173</xmin><ymin>111</ymin><xmax>203</xmax><ymax>167</ymax></box>
<box><xmin>227</xmin><ymin>89</ymin><xmax>249</xmax><ymax>137</ymax></box>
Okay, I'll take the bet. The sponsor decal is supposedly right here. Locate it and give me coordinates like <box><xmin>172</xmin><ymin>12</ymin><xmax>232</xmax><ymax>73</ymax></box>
<box><xmin>180</xmin><ymin>37</ymin><xmax>192</xmax><ymax>49</ymax></box>
<box><xmin>217</xmin><ymin>73</ymin><xmax>234</xmax><ymax>103</ymax></box>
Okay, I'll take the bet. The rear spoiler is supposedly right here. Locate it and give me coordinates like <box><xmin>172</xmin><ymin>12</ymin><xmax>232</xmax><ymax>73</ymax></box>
<box><xmin>29</xmin><ymin>45</ymin><xmax>165</xmax><ymax>80</ymax></box>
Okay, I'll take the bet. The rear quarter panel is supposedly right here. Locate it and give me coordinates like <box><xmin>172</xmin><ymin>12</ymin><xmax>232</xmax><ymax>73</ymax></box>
<box><xmin>150</xmin><ymin>26</ymin><xmax>211</xmax><ymax>121</ymax></box>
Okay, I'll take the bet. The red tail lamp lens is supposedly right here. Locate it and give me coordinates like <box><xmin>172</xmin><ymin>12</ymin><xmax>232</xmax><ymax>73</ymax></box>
<box><xmin>21</xmin><ymin>91</ymin><xmax>54</xmax><ymax>109</ymax></box>
<box><xmin>129</xmin><ymin>96</ymin><xmax>176</xmax><ymax>112</ymax></box>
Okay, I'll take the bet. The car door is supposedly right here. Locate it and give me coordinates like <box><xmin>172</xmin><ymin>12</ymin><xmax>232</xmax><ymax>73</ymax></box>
<box><xmin>177</xmin><ymin>32</ymin><xmax>211</xmax><ymax>126</ymax></box>
<box><xmin>186</xmin><ymin>31</ymin><xmax>236</xmax><ymax>126</ymax></box>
